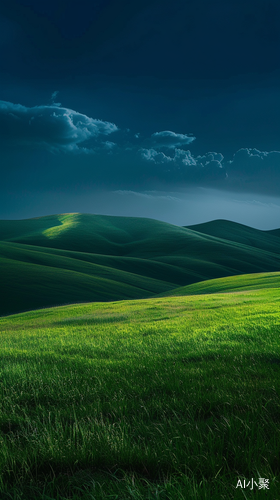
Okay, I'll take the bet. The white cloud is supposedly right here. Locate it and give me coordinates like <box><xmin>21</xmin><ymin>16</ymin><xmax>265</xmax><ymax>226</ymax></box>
<box><xmin>102</xmin><ymin>141</ymin><xmax>117</xmax><ymax>150</ymax></box>
<box><xmin>151</xmin><ymin>130</ymin><xmax>196</xmax><ymax>149</ymax></box>
<box><xmin>174</xmin><ymin>149</ymin><xmax>197</xmax><ymax>166</ymax></box>
<box><xmin>139</xmin><ymin>145</ymin><xmax>227</xmax><ymax>185</ymax></box>
<box><xmin>0</xmin><ymin>100</ymin><xmax>118</xmax><ymax>153</ymax></box>
<box><xmin>228</xmin><ymin>148</ymin><xmax>280</xmax><ymax>176</ymax></box>
<box><xmin>140</xmin><ymin>147</ymin><xmax>197</xmax><ymax>166</ymax></box>
<box><xmin>196</xmin><ymin>152</ymin><xmax>224</xmax><ymax>168</ymax></box>
<box><xmin>140</xmin><ymin>148</ymin><xmax>173</xmax><ymax>163</ymax></box>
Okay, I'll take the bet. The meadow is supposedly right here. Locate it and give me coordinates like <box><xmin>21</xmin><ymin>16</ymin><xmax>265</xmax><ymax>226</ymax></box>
<box><xmin>0</xmin><ymin>282</ymin><xmax>279</xmax><ymax>499</ymax></box>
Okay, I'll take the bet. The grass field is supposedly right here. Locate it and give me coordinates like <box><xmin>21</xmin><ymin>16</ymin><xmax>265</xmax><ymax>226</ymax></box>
<box><xmin>1</xmin><ymin>214</ymin><xmax>280</xmax><ymax>316</ymax></box>
<box><xmin>158</xmin><ymin>272</ymin><xmax>280</xmax><ymax>297</ymax></box>
<box><xmin>0</xmin><ymin>283</ymin><xmax>279</xmax><ymax>499</ymax></box>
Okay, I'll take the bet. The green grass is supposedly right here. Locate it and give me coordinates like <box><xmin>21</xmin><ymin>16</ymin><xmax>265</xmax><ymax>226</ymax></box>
<box><xmin>1</xmin><ymin>214</ymin><xmax>280</xmax><ymax>316</ymax></box>
<box><xmin>0</xmin><ymin>287</ymin><xmax>279</xmax><ymax>499</ymax></box>
<box><xmin>159</xmin><ymin>272</ymin><xmax>280</xmax><ymax>297</ymax></box>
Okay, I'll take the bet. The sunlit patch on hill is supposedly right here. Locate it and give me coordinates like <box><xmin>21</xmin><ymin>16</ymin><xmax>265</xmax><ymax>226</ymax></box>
<box><xmin>43</xmin><ymin>213</ymin><xmax>80</xmax><ymax>239</ymax></box>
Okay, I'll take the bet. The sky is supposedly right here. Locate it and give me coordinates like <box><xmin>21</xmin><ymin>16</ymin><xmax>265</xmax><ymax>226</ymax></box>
<box><xmin>0</xmin><ymin>0</ymin><xmax>280</xmax><ymax>228</ymax></box>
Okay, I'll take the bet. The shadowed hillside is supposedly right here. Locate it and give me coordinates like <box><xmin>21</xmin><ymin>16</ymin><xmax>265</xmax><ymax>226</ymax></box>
<box><xmin>186</xmin><ymin>219</ymin><xmax>280</xmax><ymax>254</ymax></box>
<box><xmin>1</xmin><ymin>213</ymin><xmax>280</xmax><ymax>316</ymax></box>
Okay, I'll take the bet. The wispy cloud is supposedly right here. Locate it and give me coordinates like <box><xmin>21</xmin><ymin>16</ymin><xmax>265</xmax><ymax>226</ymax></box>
<box><xmin>114</xmin><ymin>189</ymin><xmax>182</xmax><ymax>202</ymax></box>
<box><xmin>50</xmin><ymin>91</ymin><xmax>61</xmax><ymax>107</ymax></box>
<box><xmin>150</xmin><ymin>130</ymin><xmax>196</xmax><ymax>149</ymax></box>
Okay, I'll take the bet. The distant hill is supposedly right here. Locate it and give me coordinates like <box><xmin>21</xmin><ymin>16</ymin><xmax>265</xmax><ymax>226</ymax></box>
<box><xmin>185</xmin><ymin>219</ymin><xmax>280</xmax><ymax>254</ymax></box>
<box><xmin>1</xmin><ymin>213</ymin><xmax>280</xmax><ymax>316</ymax></box>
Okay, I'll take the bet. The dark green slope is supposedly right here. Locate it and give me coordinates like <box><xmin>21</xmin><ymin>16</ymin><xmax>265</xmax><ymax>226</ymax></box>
<box><xmin>0</xmin><ymin>256</ymin><xmax>161</xmax><ymax>317</ymax></box>
<box><xmin>0</xmin><ymin>241</ymin><xmax>197</xmax><ymax>286</ymax></box>
<box><xmin>0</xmin><ymin>241</ymin><xmax>174</xmax><ymax>291</ymax></box>
<box><xmin>268</xmin><ymin>228</ymin><xmax>280</xmax><ymax>239</ymax></box>
<box><xmin>186</xmin><ymin>219</ymin><xmax>280</xmax><ymax>254</ymax></box>
<box><xmin>0</xmin><ymin>242</ymin><xmax>177</xmax><ymax>316</ymax></box>
<box><xmin>1</xmin><ymin>213</ymin><xmax>280</xmax><ymax>316</ymax></box>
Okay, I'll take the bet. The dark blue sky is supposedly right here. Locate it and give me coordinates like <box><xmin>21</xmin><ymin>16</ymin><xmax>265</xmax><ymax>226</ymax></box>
<box><xmin>1</xmin><ymin>0</ymin><xmax>280</xmax><ymax>227</ymax></box>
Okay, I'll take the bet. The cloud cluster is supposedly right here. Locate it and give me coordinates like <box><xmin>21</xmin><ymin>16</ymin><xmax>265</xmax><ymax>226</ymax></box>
<box><xmin>139</xmin><ymin>145</ymin><xmax>280</xmax><ymax>191</ymax></box>
<box><xmin>196</xmin><ymin>152</ymin><xmax>224</xmax><ymax>169</ymax></box>
<box><xmin>137</xmin><ymin>130</ymin><xmax>227</xmax><ymax>184</ymax></box>
<box><xmin>2</xmin><ymin>97</ymin><xmax>279</xmax><ymax>195</ymax></box>
<box><xmin>228</xmin><ymin>148</ymin><xmax>280</xmax><ymax>174</ymax></box>
<box><xmin>226</xmin><ymin>148</ymin><xmax>280</xmax><ymax>191</ymax></box>
<box><xmin>140</xmin><ymin>147</ymin><xmax>197</xmax><ymax>166</ymax></box>
<box><xmin>139</xmin><ymin>130</ymin><xmax>197</xmax><ymax>169</ymax></box>
<box><xmin>140</xmin><ymin>148</ymin><xmax>172</xmax><ymax>163</ymax></box>
<box><xmin>0</xmin><ymin>100</ymin><xmax>118</xmax><ymax>153</ymax></box>
<box><xmin>139</xmin><ymin>145</ymin><xmax>226</xmax><ymax>184</ymax></box>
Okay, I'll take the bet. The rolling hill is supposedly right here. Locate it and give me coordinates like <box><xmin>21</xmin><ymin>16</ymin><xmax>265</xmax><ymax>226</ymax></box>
<box><xmin>186</xmin><ymin>219</ymin><xmax>280</xmax><ymax>254</ymax></box>
<box><xmin>157</xmin><ymin>271</ymin><xmax>280</xmax><ymax>297</ymax></box>
<box><xmin>0</xmin><ymin>213</ymin><xmax>280</xmax><ymax>316</ymax></box>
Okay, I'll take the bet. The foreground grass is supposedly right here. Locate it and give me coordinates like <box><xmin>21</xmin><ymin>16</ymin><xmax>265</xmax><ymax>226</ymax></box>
<box><xmin>0</xmin><ymin>288</ymin><xmax>279</xmax><ymax>499</ymax></box>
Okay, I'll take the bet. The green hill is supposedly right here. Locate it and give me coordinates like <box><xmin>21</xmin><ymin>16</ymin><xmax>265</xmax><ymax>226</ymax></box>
<box><xmin>158</xmin><ymin>271</ymin><xmax>280</xmax><ymax>297</ymax></box>
<box><xmin>186</xmin><ymin>219</ymin><xmax>280</xmax><ymax>254</ymax></box>
<box><xmin>1</xmin><ymin>213</ymin><xmax>280</xmax><ymax>316</ymax></box>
